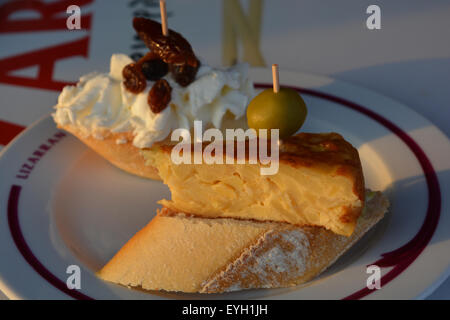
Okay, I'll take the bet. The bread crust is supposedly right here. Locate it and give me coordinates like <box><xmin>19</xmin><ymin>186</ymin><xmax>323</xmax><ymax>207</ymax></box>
<box><xmin>98</xmin><ymin>191</ymin><xmax>389</xmax><ymax>293</ymax></box>
<box><xmin>202</xmin><ymin>191</ymin><xmax>388</xmax><ymax>293</ymax></box>
<box><xmin>59</xmin><ymin>124</ymin><xmax>161</xmax><ymax>180</ymax></box>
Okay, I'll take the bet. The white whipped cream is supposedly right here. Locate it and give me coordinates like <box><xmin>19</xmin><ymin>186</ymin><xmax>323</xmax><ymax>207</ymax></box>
<box><xmin>52</xmin><ymin>54</ymin><xmax>254</xmax><ymax>148</ymax></box>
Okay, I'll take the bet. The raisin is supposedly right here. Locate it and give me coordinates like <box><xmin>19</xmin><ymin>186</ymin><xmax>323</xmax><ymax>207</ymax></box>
<box><xmin>169</xmin><ymin>60</ymin><xmax>200</xmax><ymax>87</ymax></box>
<box><xmin>122</xmin><ymin>63</ymin><xmax>146</xmax><ymax>93</ymax></box>
<box><xmin>148</xmin><ymin>79</ymin><xmax>172</xmax><ymax>113</ymax></box>
<box><xmin>141</xmin><ymin>59</ymin><xmax>168</xmax><ymax>81</ymax></box>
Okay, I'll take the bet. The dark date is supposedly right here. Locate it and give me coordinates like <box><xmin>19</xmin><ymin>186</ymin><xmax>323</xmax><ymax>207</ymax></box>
<box><xmin>133</xmin><ymin>17</ymin><xmax>198</xmax><ymax>68</ymax></box>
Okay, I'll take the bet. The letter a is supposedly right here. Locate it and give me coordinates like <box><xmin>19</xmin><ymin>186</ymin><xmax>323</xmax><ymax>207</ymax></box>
<box><xmin>366</xmin><ymin>5</ymin><xmax>381</xmax><ymax>30</ymax></box>
<box><xmin>66</xmin><ymin>5</ymin><xmax>81</xmax><ymax>30</ymax></box>
<box><xmin>366</xmin><ymin>265</ymin><xmax>381</xmax><ymax>289</ymax></box>
<box><xmin>66</xmin><ymin>265</ymin><xmax>81</xmax><ymax>290</ymax></box>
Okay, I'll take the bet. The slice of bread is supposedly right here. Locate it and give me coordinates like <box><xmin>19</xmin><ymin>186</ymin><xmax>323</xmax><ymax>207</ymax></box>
<box><xmin>98</xmin><ymin>190</ymin><xmax>388</xmax><ymax>293</ymax></box>
<box><xmin>58</xmin><ymin>124</ymin><xmax>161</xmax><ymax>180</ymax></box>
<box><xmin>142</xmin><ymin>132</ymin><xmax>365</xmax><ymax>236</ymax></box>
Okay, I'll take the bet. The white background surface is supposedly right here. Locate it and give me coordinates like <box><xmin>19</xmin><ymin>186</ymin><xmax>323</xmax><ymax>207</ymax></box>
<box><xmin>0</xmin><ymin>0</ymin><xmax>449</xmax><ymax>299</ymax></box>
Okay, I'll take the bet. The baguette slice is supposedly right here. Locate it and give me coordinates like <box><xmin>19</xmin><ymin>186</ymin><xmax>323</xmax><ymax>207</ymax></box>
<box><xmin>58</xmin><ymin>124</ymin><xmax>161</xmax><ymax>180</ymax></box>
<box><xmin>98</xmin><ymin>190</ymin><xmax>388</xmax><ymax>293</ymax></box>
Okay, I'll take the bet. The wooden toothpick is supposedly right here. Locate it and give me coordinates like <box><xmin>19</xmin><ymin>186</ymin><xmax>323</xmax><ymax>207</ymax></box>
<box><xmin>160</xmin><ymin>0</ymin><xmax>168</xmax><ymax>36</ymax></box>
<box><xmin>272</xmin><ymin>64</ymin><xmax>279</xmax><ymax>93</ymax></box>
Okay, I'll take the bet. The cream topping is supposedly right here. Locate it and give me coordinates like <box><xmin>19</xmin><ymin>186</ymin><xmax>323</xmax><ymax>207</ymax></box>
<box><xmin>52</xmin><ymin>54</ymin><xmax>254</xmax><ymax>148</ymax></box>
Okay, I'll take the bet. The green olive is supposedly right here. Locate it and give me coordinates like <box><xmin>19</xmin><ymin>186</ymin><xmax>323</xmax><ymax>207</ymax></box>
<box><xmin>247</xmin><ymin>88</ymin><xmax>307</xmax><ymax>139</ymax></box>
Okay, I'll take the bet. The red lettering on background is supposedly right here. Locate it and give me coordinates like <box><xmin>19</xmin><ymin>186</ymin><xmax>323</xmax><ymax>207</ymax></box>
<box><xmin>0</xmin><ymin>120</ymin><xmax>25</xmax><ymax>145</ymax></box>
<box><xmin>0</xmin><ymin>1</ymin><xmax>95</xmax><ymax>146</ymax></box>
<box><xmin>0</xmin><ymin>37</ymin><xmax>90</xmax><ymax>91</ymax></box>
<box><xmin>0</xmin><ymin>0</ymin><xmax>93</xmax><ymax>33</ymax></box>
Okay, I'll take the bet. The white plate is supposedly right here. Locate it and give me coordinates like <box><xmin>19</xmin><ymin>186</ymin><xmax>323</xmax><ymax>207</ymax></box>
<box><xmin>1</xmin><ymin>69</ymin><xmax>450</xmax><ymax>300</ymax></box>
